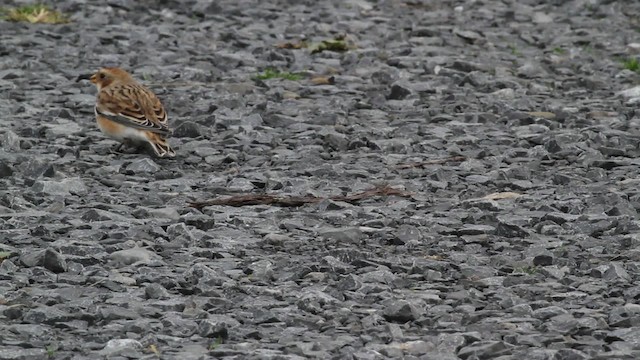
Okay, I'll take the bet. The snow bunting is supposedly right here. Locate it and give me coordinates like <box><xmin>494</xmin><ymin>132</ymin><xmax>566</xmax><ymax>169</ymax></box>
<box><xmin>77</xmin><ymin>67</ymin><xmax>176</xmax><ymax>158</ymax></box>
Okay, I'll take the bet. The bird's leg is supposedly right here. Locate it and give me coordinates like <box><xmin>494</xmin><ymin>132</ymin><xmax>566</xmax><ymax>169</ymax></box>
<box><xmin>109</xmin><ymin>144</ymin><xmax>124</xmax><ymax>155</ymax></box>
<box><xmin>111</xmin><ymin>140</ymin><xmax>131</xmax><ymax>154</ymax></box>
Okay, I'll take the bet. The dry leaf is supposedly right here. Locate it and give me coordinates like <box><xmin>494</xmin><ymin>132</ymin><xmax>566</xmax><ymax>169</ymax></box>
<box><xmin>526</xmin><ymin>111</ymin><xmax>556</xmax><ymax>119</ymax></box>
<box><xmin>148</xmin><ymin>344</ymin><xmax>160</xmax><ymax>355</ymax></box>
<box><xmin>282</xmin><ymin>91</ymin><xmax>300</xmax><ymax>99</ymax></box>
<box><xmin>311</xmin><ymin>76</ymin><xmax>335</xmax><ymax>85</ymax></box>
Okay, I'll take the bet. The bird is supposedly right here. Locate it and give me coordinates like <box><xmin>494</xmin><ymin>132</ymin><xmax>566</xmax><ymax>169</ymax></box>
<box><xmin>76</xmin><ymin>67</ymin><xmax>176</xmax><ymax>158</ymax></box>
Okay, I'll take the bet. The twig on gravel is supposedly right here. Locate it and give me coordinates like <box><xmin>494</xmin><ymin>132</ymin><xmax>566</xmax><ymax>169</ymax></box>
<box><xmin>395</xmin><ymin>156</ymin><xmax>466</xmax><ymax>169</ymax></box>
<box><xmin>188</xmin><ymin>185</ymin><xmax>413</xmax><ymax>209</ymax></box>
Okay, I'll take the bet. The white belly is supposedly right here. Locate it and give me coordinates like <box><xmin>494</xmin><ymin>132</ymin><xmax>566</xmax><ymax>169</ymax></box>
<box><xmin>97</xmin><ymin>120</ymin><xmax>149</xmax><ymax>144</ymax></box>
<box><xmin>95</xmin><ymin>107</ymin><xmax>150</xmax><ymax>144</ymax></box>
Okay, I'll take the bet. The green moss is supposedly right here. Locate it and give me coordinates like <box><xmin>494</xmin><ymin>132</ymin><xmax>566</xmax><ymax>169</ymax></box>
<box><xmin>514</xmin><ymin>266</ymin><xmax>538</xmax><ymax>275</ymax></box>
<box><xmin>2</xmin><ymin>4</ymin><xmax>69</xmax><ymax>24</ymax></box>
<box><xmin>45</xmin><ymin>344</ymin><xmax>57</xmax><ymax>358</ymax></box>
<box><xmin>309</xmin><ymin>35</ymin><xmax>355</xmax><ymax>54</ymax></box>
<box><xmin>208</xmin><ymin>337</ymin><xmax>224</xmax><ymax>351</ymax></box>
<box><xmin>623</xmin><ymin>58</ymin><xmax>640</xmax><ymax>73</ymax></box>
<box><xmin>254</xmin><ymin>69</ymin><xmax>302</xmax><ymax>81</ymax></box>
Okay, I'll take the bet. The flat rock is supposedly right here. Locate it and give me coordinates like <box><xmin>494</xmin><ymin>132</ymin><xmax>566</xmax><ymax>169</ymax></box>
<box><xmin>19</xmin><ymin>248</ymin><xmax>67</xmax><ymax>273</ymax></box>
<box><xmin>110</xmin><ymin>248</ymin><xmax>158</xmax><ymax>265</ymax></box>
<box><xmin>32</xmin><ymin>177</ymin><xmax>87</xmax><ymax>196</ymax></box>
<box><xmin>126</xmin><ymin>158</ymin><xmax>161</xmax><ymax>173</ymax></box>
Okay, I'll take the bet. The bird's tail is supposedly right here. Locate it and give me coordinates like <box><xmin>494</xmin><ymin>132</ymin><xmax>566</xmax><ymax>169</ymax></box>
<box><xmin>146</xmin><ymin>134</ymin><xmax>176</xmax><ymax>158</ymax></box>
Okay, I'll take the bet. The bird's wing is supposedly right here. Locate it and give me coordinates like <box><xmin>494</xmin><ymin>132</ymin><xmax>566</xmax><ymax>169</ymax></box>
<box><xmin>96</xmin><ymin>83</ymin><xmax>170</xmax><ymax>135</ymax></box>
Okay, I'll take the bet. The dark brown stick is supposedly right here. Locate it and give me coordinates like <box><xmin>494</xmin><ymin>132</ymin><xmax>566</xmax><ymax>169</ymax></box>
<box><xmin>395</xmin><ymin>156</ymin><xmax>466</xmax><ymax>169</ymax></box>
<box><xmin>188</xmin><ymin>185</ymin><xmax>413</xmax><ymax>209</ymax></box>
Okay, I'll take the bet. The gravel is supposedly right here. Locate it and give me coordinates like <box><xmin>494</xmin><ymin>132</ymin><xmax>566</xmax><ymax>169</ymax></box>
<box><xmin>2</xmin><ymin>0</ymin><xmax>640</xmax><ymax>358</ymax></box>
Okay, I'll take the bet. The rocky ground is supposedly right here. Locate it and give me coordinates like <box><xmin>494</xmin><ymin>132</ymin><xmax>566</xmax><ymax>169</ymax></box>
<box><xmin>2</xmin><ymin>0</ymin><xmax>640</xmax><ymax>359</ymax></box>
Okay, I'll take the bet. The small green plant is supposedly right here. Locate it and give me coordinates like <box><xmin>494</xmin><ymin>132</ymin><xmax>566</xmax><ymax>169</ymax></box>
<box><xmin>552</xmin><ymin>47</ymin><xmax>566</xmax><ymax>55</ymax></box>
<box><xmin>2</xmin><ymin>4</ymin><xmax>69</xmax><ymax>24</ymax></box>
<box><xmin>514</xmin><ymin>266</ymin><xmax>538</xmax><ymax>275</ymax></box>
<box><xmin>45</xmin><ymin>344</ymin><xmax>57</xmax><ymax>358</ymax></box>
<box><xmin>623</xmin><ymin>58</ymin><xmax>640</xmax><ymax>73</ymax></box>
<box><xmin>508</xmin><ymin>44</ymin><xmax>520</xmax><ymax>56</ymax></box>
<box><xmin>208</xmin><ymin>337</ymin><xmax>224</xmax><ymax>351</ymax></box>
<box><xmin>254</xmin><ymin>69</ymin><xmax>302</xmax><ymax>81</ymax></box>
<box><xmin>309</xmin><ymin>35</ymin><xmax>354</xmax><ymax>54</ymax></box>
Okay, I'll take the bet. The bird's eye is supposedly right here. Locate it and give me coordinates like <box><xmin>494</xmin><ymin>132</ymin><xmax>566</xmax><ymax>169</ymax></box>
<box><xmin>99</xmin><ymin>73</ymin><xmax>106</xmax><ymax>79</ymax></box>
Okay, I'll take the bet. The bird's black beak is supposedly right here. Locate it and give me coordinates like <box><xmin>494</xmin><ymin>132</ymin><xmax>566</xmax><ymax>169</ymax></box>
<box><xmin>76</xmin><ymin>73</ymin><xmax>93</xmax><ymax>82</ymax></box>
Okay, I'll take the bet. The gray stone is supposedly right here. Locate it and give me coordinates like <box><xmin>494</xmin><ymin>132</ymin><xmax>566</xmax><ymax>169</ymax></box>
<box><xmin>99</xmin><ymin>339</ymin><xmax>144</xmax><ymax>357</ymax></box>
<box><xmin>388</xmin><ymin>83</ymin><xmax>412</xmax><ymax>100</ymax></box>
<box><xmin>1</xmin><ymin>130</ymin><xmax>20</xmax><ymax>152</ymax></box>
<box><xmin>98</xmin><ymin>306</ymin><xmax>140</xmax><ymax>321</ymax></box>
<box><xmin>532</xmin><ymin>252</ymin><xmax>554</xmax><ymax>266</ymax></box>
<box><xmin>604</xmin><ymin>263</ymin><xmax>631</xmax><ymax>282</ymax></box>
<box><xmin>0</xmin><ymin>161</ymin><xmax>13</xmax><ymax>178</ymax></box>
<box><xmin>319</xmin><ymin>227</ymin><xmax>363</xmax><ymax>243</ymax></box>
<box><xmin>395</xmin><ymin>225</ymin><xmax>421</xmax><ymax>243</ymax></box>
<box><xmin>532</xmin><ymin>306</ymin><xmax>568</xmax><ymax>320</ymax></box>
<box><xmin>226</xmin><ymin>177</ymin><xmax>254</xmax><ymax>192</ymax></box>
<box><xmin>184</xmin><ymin>263</ymin><xmax>231</xmax><ymax>289</ymax></box>
<box><xmin>173</xmin><ymin>121</ymin><xmax>203</xmax><ymax>138</ymax></box>
<box><xmin>608</xmin><ymin>327</ymin><xmax>640</xmax><ymax>345</ymax></box>
<box><xmin>147</xmin><ymin>207</ymin><xmax>180</xmax><ymax>220</ymax></box>
<box><xmin>383</xmin><ymin>300</ymin><xmax>421</xmax><ymax>323</ymax></box>
<box><xmin>546</xmin><ymin>314</ymin><xmax>579</xmax><ymax>334</ymax></box>
<box><xmin>555</xmin><ymin>349</ymin><xmax>588</xmax><ymax>360</ymax></box>
<box><xmin>19</xmin><ymin>248</ymin><xmax>67</xmax><ymax>273</ymax></box>
<box><xmin>246</xmin><ymin>259</ymin><xmax>274</xmax><ymax>281</ymax></box>
<box><xmin>145</xmin><ymin>283</ymin><xmax>170</xmax><ymax>300</ymax></box>
<box><xmin>241</xmin><ymin>113</ymin><xmax>264</xmax><ymax>127</ymax></box>
<box><xmin>166</xmin><ymin>222</ymin><xmax>193</xmax><ymax>238</ymax></box>
<box><xmin>161</xmin><ymin>313</ymin><xmax>199</xmax><ymax>337</ymax></box>
<box><xmin>0</xmin><ymin>348</ymin><xmax>48</xmax><ymax>360</ymax></box>
<box><xmin>32</xmin><ymin>177</ymin><xmax>87</xmax><ymax>196</ymax></box>
<box><xmin>324</xmin><ymin>132</ymin><xmax>349</xmax><ymax>151</ymax></box>
<box><xmin>23</xmin><ymin>306</ymin><xmax>72</xmax><ymax>324</ymax></box>
<box><xmin>297</xmin><ymin>289</ymin><xmax>339</xmax><ymax>313</ymax></box>
<box><xmin>320</xmin><ymin>255</ymin><xmax>353</xmax><ymax>274</ymax></box>
<box><xmin>21</xmin><ymin>159</ymin><xmax>55</xmax><ymax>179</ymax></box>
<box><xmin>198</xmin><ymin>318</ymin><xmax>229</xmax><ymax>338</ymax></box>
<box><xmin>110</xmin><ymin>248</ymin><xmax>157</xmax><ymax>265</ymax></box>
<box><xmin>126</xmin><ymin>158</ymin><xmax>161</xmax><ymax>173</ymax></box>
<box><xmin>458</xmin><ymin>341</ymin><xmax>511</xmax><ymax>359</ymax></box>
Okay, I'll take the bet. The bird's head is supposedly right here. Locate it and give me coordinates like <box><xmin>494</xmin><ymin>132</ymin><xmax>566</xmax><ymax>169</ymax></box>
<box><xmin>76</xmin><ymin>67</ymin><xmax>134</xmax><ymax>90</ymax></box>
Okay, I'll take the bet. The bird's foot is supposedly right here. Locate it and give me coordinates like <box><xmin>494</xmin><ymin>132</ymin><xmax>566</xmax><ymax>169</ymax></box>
<box><xmin>110</xmin><ymin>141</ymin><xmax>137</xmax><ymax>155</ymax></box>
